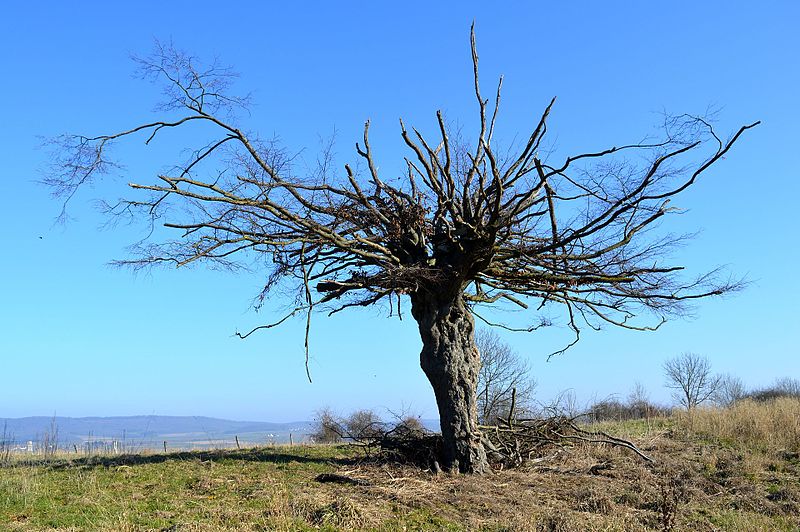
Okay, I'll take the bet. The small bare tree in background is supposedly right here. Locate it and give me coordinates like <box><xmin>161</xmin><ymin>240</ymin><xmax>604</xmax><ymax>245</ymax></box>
<box><xmin>663</xmin><ymin>352</ymin><xmax>720</xmax><ymax>410</ymax></box>
<box><xmin>714</xmin><ymin>373</ymin><xmax>746</xmax><ymax>407</ymax></box>
<box><xmin>627</xmin><ymin>381</ymin><xmax>655</xmax><ymax>419</ymax></box>
<box><xmin>475</xmin><ymin>329</ymin><xmax>536</xmax><ymax>424</ymax></box>
<box><xmin>539</xmin><ymin>389</ymin><xmax>583</xmax><ymax>418</ymax></box>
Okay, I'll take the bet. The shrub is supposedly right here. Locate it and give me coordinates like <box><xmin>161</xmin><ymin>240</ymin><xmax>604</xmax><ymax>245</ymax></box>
<box><xmin>389</xmin><ymin>416</ymin><xmax>427</xmax><ymax>438</ymax></box>
<box><xmin>343</xmin><ymin>410</ymin><xmax>385</xmax><ymax>440</ymax></box>
<box><xmin>588</xmin><ymin>398</ymin><xmax>669</xmax><ymax>422</ymax></box>
<box><xmin>309</xmin><ymin>408</ymin><xmax>344</xmax><ymax>444</ymax></box>
<box><xmin>746</xmin><ymin>378</ymin><xmax>800</xmax><ymax>402</ymax></box>
<box><xmin>714</xmin><ymin>374</ymin><xmax>747</xmax><ymax>407</ymax></box>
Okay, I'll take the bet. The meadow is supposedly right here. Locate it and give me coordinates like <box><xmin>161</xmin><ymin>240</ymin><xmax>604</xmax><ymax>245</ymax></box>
<box><xmin>1</xmin><ymin>398</ymin><xmax>799</xmax><ymax>531</ymax></box>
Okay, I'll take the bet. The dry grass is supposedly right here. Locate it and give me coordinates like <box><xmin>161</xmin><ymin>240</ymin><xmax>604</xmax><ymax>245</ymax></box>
<box><xmin>675</xmin><ymin>397</ymin><xmax>800</xmax><ymax>451</ymax></box>
<box><xmin>1</xmin><ymin>400</ymin><xmax>799</xmax><ymax>530</ymax></box>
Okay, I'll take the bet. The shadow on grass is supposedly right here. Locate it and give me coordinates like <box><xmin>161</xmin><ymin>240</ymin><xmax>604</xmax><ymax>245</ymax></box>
<box><xmin>14</xmin><ymin>447</ymin><xmax>357</xmax><ymax>470</ymax></box>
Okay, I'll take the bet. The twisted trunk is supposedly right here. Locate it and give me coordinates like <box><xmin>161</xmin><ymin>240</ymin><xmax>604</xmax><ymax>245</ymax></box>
<box><xmin>411</xmin><ymin>290</ymin><xmax>489</xmax><ymax>474</ymax></box>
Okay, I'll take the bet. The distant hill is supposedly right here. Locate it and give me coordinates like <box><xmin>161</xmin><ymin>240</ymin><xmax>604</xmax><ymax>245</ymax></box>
<box><xmin>0</xmin><ymin>416</ymin><xmax>315</xmax><ymax>449</ymax></box>
<box><xmin>0</xmin><ymin>415</ymin><xmax>441</xmax><ymax>451</ymax></box>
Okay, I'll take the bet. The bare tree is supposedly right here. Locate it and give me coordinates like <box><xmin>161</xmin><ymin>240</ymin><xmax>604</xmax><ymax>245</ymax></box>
<box><xmin>627</xmin><ymin>381</ymin><xmax>649</xmax><ymax>408</ymax></box>
<box><xmin>713</xmin><ymin>373</ymin><xmax>746</xmax><ymax>407</ymax></box>
<box><xmin>626</xmin><ymin>381</ymin><xmax>660</xmax><ymax>419</ymax></box>
<box><xmin>663</xmin><ymin>352</ymin><xmax>721</xmax><ymax>410</ymax></box>
<box><xmin>542</xmin><ymin>389</ymin><xmax>583</xmax><ymax>418</ymax></box>
<box><xmin>475</xmin><ymin>329</ymin><xmax>535</xmax><ymax>424</ymax></box>
<box><xmin>773</xmin><ymin>377</ymin><xmax>800</xmax><ymax>397</ymax></box>
<box><xmin>46</xmin><ymin>28</ymin><xmax>757</xmax><ymax>473</ymax></box>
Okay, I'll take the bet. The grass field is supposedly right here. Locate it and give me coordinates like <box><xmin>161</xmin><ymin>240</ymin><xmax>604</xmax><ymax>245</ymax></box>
<box><xmin>1</xmin><ymin>399</ymin><xmax>799</xmax><ymax>531</ymax></box>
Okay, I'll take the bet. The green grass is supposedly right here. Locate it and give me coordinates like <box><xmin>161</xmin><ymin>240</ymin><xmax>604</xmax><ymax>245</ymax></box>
<box><xmin>1</xmin><ymin>446</ymin><xmax>365</xmax><ymax>531</ymax></box>
<box><xmin>2</xmin><ymin>402</ymin><xmax>800</xmax><ymax>530</ymax></box>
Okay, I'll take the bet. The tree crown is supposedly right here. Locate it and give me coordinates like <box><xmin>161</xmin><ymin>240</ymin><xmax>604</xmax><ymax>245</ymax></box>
<box><xmin>47</xmin><ymin>30</ymin><xmax>758</xmax><ymax>361</ymax></box>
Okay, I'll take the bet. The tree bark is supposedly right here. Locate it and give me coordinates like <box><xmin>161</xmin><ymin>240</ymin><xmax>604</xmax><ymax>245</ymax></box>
<box><xmin>411</xmin><ymin>290</ymin><xmax>489</xmax><ymax>474</ymax></box>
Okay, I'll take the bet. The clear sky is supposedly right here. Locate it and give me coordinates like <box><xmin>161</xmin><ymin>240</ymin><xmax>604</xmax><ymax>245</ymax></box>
<box><xmin>1</xmin><ymin>1</ymin><xmax>797</xmax><ymax>422</ymax></box>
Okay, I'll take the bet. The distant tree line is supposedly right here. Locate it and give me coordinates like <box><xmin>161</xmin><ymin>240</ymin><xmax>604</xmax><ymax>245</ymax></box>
<box><xmin>310</xmin><ymin>345</ymin><xmax>798</xmax><ymax>435</ymax></box>
<box><xmin>662</xmin><ymin>352</ymin><xmax>800</xmax><ymax>411</ymax></box>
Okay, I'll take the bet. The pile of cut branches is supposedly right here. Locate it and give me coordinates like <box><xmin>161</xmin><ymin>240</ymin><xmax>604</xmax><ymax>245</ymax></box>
<box><xmin>318</xmin><ymin>417</ymin><xmax>444</xmax><ymax>469</ymax></box>
<box><xmin>340</xmin><ymin>412</ymin><xmax>653</xmax><ymax>472</ymax></box>
<box><xmin>372</xmin><ymin>424</ymin><xmax>443</xmax><ymax>470</ymax></box>
<box><xmin>480</xmin><ymin>415</ymin><xmax>653</xmax><ymax>469</ymax></box>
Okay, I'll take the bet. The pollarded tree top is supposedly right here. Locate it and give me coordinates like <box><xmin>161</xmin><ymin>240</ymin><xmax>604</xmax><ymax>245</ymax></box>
<box><xmin>47</xmin><ymin>29</ymin><xmax>758</xmax><ymax>359</ymax></box>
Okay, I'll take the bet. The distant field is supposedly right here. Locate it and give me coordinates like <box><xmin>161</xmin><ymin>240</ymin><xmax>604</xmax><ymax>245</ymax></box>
<box><xmin>1</xmin><ymin>399</ymin><xmax>799</xmax><ymax>531</ymax></box>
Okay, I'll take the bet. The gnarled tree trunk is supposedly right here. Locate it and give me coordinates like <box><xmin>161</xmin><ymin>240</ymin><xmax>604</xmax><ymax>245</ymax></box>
<box><xmin>411</xmin><ymin>290</ymin><xmax>489</xmax><ymax>474</ymax></box>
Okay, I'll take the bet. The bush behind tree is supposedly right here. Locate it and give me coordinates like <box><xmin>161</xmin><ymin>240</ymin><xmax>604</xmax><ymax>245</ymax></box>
<box><xmin>309</xmin><ymin>409</ymin><xmax>429</xmax><ymax>444</ymax></box>
<box><xmin>309</xmin><ymin>408</ymin><xmax>344</xmax><ymax>444</ymax></box>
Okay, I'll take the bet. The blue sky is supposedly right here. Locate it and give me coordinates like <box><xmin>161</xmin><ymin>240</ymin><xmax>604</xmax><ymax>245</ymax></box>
<box><xmin>1</xmin><ymin>2</ymin><xmax>797</xmax><ymax>422</ymax></box>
